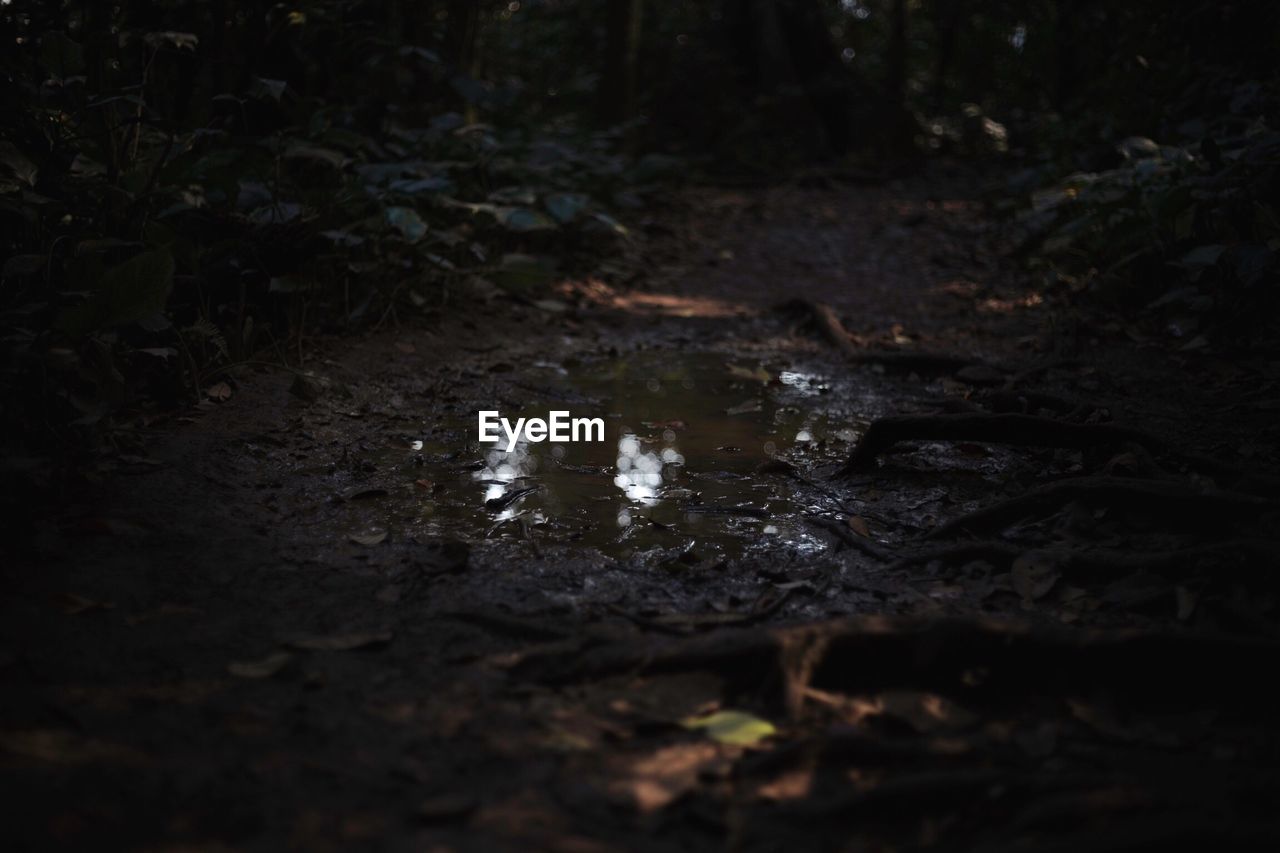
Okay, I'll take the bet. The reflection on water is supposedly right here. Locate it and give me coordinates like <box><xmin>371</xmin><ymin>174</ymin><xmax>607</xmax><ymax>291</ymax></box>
<box><xmin>613</xmin><ymin>432</ymin><xmax>683</xmax><ymax>504</ymax></box>
<box><xmin>393</xmin><ymin>353</ymin><xmax>851</xmax><ymax>560</ymax></box>
<box><xmin>474</xmin><ymin>442</ymin><xmax>542</xmax><ymax>522</ymax></box>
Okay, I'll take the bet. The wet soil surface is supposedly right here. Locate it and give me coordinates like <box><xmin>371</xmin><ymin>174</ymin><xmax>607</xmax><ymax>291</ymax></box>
<box><xmin>5</xmin><ymin>172</ymin><xmax>1280</xmax><ymax>851</ymax></box>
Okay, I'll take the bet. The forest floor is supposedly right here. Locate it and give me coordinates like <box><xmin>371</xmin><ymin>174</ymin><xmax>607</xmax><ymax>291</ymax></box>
<box><xmin>4</xmin><ymin>166</ymin><xmax>1280</xmax><ymax>851</ymax></box>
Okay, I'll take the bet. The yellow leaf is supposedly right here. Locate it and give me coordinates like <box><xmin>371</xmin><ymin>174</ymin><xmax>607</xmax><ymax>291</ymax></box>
<box><xmin>680</xmin><ymin>710</ymin><xmax>776</xmax><ymax>746</ymax></box>
<box><xmin>726</xmin><ymin>364</ymin><xmax>772</xmax><ymax>383</ymax></box>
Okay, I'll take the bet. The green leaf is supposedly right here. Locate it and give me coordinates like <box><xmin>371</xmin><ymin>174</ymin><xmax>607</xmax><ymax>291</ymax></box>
<box><xmin>543</xmin><ymin>193</ymin><xmax>588</xmax><ymax>224</ymax></box>
<box><xmin>680</xmin><ymin>710</ymin><xmax>776</xmax><ymax>746</ymax></box>
<box><xmin>57</xmin><ymin>250</ymin><xmax>174</xmax><ymax>337</ymax></box>
<box><xmin>0</xmin><ymin>141</ymin><xmax>38</xmax><ymax>188</ymax></box>
<box><xmin>386</xmin><ymin>206</ymin><xmax>428</xmax><ymax>243</ymax></box>
<box><xmin>1177</xmin><ymin>245</ymin><xmax>1226</xmax><ymax>281</ymax></box>
<box><xmin>501</xmin><ymin>207</ymin><xmax>557</xmax><ymax>233</ymax></box>
<box><xmin>143</xmin><ymin>31</ymin><xmax>199</xmax><ymax>51</ymax></box>
<box><xmin>494</xmin><ymin>254</ymin><xmax>556</xmax><ymax>290</ymax></box>
<box><xmin>249</xmin><ymin>77</ymin><xmax>288</xmax><ymax>102</ymax></box>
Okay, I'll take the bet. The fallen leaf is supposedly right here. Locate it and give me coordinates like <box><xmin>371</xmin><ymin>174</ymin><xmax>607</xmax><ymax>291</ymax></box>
<box><xmin>955</xmin><ymin>364</ymin><xmax>1005</xmax><ymax>386</ymax></box>
<box><xmin>56</xmin><ymin>592</ymin><xmax>115</xmax><ymax>615</ymax></box>
<box><xmin>1012</xmin><ymin>552</ymin><xmax>1060</xmax><ymax>601</ymax></box>
<box><xmin>0</xmin><ymin>730</ymin><xmax>142</xmax><ymax>764</ymax></box>
<box><xmin>846</xmin><ymin>515</ymin><xmax>870</xmax><ymax>537</ymax></box>
<box><xmin>680</xmin><ymin>710</ymin><xmax>776</xmax><ymax>746</ymax></box>
<box><xmin>727</xmin><ymin>364</ymin><xmax>772</xmax><ymax>383</ymax></box>
<box><xmin>205</xmin><ymin>381</ymin><xmax>232</xmax><ymax>402</ymax></box>
<box><xmin>1176</xmin><ymin>585</ymin><xmax>1198</xmax><ymax>621</ymax></box>
<box><xmin>344</xmin><ymin>488</ymin><xmax>388</xmax><ymax>501</ymax></box>
<box><xmin>416</xmin><ymin>793</ymin><xmax>477</xmax><ymax>823</ymax></box>
<box><xmin>228</xmin><ymin>651</ymin><xmax>293</xmax><ymax>679</ymax></box>
<box><xmin>288</xmin><ymin>630</ymin><xmax>393</xmax><ymax>651</ymax></box>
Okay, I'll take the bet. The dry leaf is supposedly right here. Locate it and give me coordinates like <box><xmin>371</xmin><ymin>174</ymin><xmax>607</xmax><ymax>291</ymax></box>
<box><xmin>0</xmin><ymin>729</ymin><xmax>142</xmax><ymax>764</ymax></box>
<box><xmin>680</xmin><ymin>710</ymin><xmax>776</xmax><ymax>746</ymax></box>
<box><xmin>56</xmin><ymin>592</ymin><xmax>115</xmax><ymax>615</ymax></box>
<box><xmin>288</xmin><ymin>630</ymin><xmax>393</xmax><ymax>651</ymax></box>
<box><xmin>726</xmin><ymin>364</ymin><xmax>772</xmax><ymax>383</ymax></box>
<box><xmin>846</xmin><ymin>515</ymin><xmax>870</xmax><ymax>537</ymax></box>
<box><xmin>350</xmin><ymin>529</ymin><xmax>387</xmax><ymax>546</ymax></box>
<box><xmin>726</xmin><ymin>398</ymin><xmax>763</xmax><ymax>416</ymax></box>
<box><xmin>205</xmin><ymin>381</ymin><xmax>232</xmax><ymax>401</ymax></box>
<box><xmin>1012</xmin><ymin>552</ymin><xmax>1060</xmax><ymax>601</ymax></box>
<box><xmin>228</xmin><ymin>651</ymin><xmax>293</xmax><ymax>679</ymax></box>
<box><xmin>1176</xmin><ymin>585</ymin><xmax>1199</xmax><ymax>621</ymax></box>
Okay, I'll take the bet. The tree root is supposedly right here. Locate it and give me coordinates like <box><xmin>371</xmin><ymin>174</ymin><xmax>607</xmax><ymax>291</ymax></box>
<box><xmin>926</xmin><ymin>476</ymin><xmax>1271</xmax><ymax>540</ymax></box>
<box><xmin>782</xmin><ymin>298</ymin><xmax>987</xmax><ymax>372</ymax></box>
<box><xmin>512</xmin><ymin>615</ymin><xmax>1280</xmax><ymax>719</ymax></box>
<box><xmin>838</xmin><ymin>413</ymin><xmax>1280</xmax><ymax>494</ymax></box>
<box><xmin>892</xmin><ymin>538</ymin><xmax>1280</xmax><ymax>582</ymax></box>
<box><xmin>805</xmin><ymin>515</ymin><xmax>892</xmax><ymax>560</ymax></box>
<box><xmin>842</xmin><ymin>413</ymin><xmax>1165</xmax><ymax>475</ymax></box>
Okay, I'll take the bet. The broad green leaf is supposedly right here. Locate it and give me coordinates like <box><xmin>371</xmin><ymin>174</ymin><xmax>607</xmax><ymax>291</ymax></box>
<box><xmin>386</xmin><ymin>206</ymin><xmax>427</xmax><ymax>242</ymax></box>
<box><xmin>0</xmin><ymin>141</ymin><xmax>38</xmax><ymax>188</ymax></box>
<box><xmin>57</xmin><ymin>250</ymin><xmax>174</xmax><ymax>337</ymax></box>
<box><xmin>284</xmin><ymin>144</ymin><xmax>348</xmax><ymax>170</ymax></box>
<box><xmin>680</xmin><ymin>710</ymin><xmax>776</xmax><ymax>746</ymax></box>
<box><xmin>502</xmin><ymin>207</ymin><xmax>557</xmax><ymax>233</ymax></box>
<box><xmin>544</xmin><ymin>192</ymin><xmax>588</xmax><ymax>224</ymax></box>
<box><xmin>494</xmin><ymin>254</ymin><xmax>556</xmax><ymax>290</ymax></box>
<box><xmin>249</xmin><ymin>77</ymin><xmax>288</xmax><ymax>102</ymax></box>
<box><xmin>144</xmin><ymin>31</ymin><xmax>199</xmax><ymax>51</ymax></box>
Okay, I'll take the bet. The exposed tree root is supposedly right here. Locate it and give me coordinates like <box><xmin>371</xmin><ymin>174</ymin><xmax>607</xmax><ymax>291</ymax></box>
<box><xmin>891</xmin><ymin>538</ymin><xmax>1280</xmax><ymax>581</ymax></box>
<box><xmin>782</xmin><ymin>299</ymin><xmax>987</xmax><ymax>372</ymax></box>
<box><xmin>843</xmin><ymin>413</ymin><xmax>1165</xmax><ymax>474</ymax></box>
<box><xmin>926</xmin><ymin>475</ymin><xmax>1271</xmax><ymax>539</ymax></box>
<box><xmin>840</xmin><ymin>413</ymin><xmax>1280</xmax><ymax>493</ymax></box>
<box><xmin>805</xmin><ymin>515</ymin><xmax>892</xmax><ymax>560</ymax></box>
<box><xmin>513</xmin><ymin>615</ymin><xmax>1280</xmax><ymax>718</ymax></box>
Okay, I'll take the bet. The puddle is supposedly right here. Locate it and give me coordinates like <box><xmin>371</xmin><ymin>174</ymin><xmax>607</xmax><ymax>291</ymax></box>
<box><xmin>358</xmin><ymin>353</ymin><xmax>857</xmax><ymax>562</ymax></box>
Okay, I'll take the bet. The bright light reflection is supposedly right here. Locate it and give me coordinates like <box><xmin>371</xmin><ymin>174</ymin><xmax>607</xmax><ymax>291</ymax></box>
<box><xmin>474</xmin><ymin>441</ymin><xmax>538</xmax><ymax>520</ymax></box>
<box><xmin>613</xmin><ymin>431</ymin><xmax>683</xmax><ymax>504</ymax></box>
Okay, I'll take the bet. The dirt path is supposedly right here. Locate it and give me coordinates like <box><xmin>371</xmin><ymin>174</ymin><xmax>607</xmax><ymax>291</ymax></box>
<box><xmin>4</xmin><ymin>173</ymin><xmax>1279</xmax><ymax>851</ymax></box>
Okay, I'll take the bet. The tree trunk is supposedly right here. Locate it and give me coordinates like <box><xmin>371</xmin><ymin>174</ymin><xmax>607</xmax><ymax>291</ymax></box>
<box><xmin>445</xmin><ymin>0</ymin><xmax>480</xmax><ymax>121</ymax></box>
<box><xmin>931</xmin><ymin>0</ymin><xmax>966</xmax><ymax>110</ymax></box>
<box><xmin>881</xmin><ymin>0</ymin><xmax>915</xmax><ymax>152</ymax></box>
<box><xmin>600</xmin><ymin>0</ymin><xmax>643</xmax><ymax>127</ymax></box>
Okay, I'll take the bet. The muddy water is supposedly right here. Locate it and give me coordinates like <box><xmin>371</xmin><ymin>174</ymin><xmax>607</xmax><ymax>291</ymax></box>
<box><xmin>373</xmin><ymin>353</ymin><xmax>857</xmax><ymax>562</ymax></box>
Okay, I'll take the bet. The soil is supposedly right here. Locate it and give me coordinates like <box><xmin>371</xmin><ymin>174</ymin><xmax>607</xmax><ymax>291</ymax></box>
<box><xmin>4</xmin><ymin>167</ymin><xmax>1280</xmax><ymax>851</ymax></box>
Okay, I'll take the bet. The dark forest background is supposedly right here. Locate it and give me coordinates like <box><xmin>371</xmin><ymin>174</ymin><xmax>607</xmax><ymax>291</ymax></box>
<box><xmin>2</xmin><ymin>0</ymin><xmax>1278</xmax><ymax>485</ymax></box>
